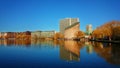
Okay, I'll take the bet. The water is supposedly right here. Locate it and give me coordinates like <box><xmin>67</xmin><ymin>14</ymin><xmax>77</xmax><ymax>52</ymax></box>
<box><xmin>0</xmin><ymin>40</ymin><xmax>120</xmax><ymax>68</ymax></box>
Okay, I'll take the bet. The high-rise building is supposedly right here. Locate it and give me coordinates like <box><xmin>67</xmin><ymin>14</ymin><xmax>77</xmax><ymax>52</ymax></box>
<box><xmin>60</xmin><ymin>18</ymin><xmax>79</xmax><ymax>34</ymax></box>
<box><xmin>64</xmin><ymin>22</ymin><xmax>80</xmax><ymax>39</ymax></box>
<box><xmin>86</xmin><ymin>24</ymin><xmax>92</xmax><ymax>35</ymax></box>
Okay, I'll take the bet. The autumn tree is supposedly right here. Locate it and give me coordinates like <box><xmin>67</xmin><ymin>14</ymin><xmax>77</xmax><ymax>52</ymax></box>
<box><xmin>92</xmin><ymin>21</ymin><xmax>120</xmax><ymax>40</ymax></box>
<box><xmin>75</xmin><ymin>30</ymin><xmax>85</xmax><ymax>38</ymax></box>
<box><xmin>112</xmin><ymin>26</ymin><xmax>120</xmax><ymax>40</ymax></box>
<box><xmin>54</xmin><ymin>32</ymin><xmax>64</xmax><ymax>40</ymax></box>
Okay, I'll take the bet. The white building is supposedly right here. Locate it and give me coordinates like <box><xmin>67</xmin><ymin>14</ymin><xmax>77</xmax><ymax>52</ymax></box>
<box><xmin>86</xmin><ymin>24</ymin><xmax>92</xmax><ymax>35</ymax></box>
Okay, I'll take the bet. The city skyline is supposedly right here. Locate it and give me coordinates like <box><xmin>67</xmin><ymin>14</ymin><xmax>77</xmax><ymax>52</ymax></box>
<box><xmin>0</xmin><ymin>0</ymin><xmax>120</xmax><ymax>32</ymax></box>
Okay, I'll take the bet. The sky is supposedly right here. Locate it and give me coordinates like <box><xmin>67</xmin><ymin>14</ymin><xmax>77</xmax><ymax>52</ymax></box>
<box><xmin>0</xmin><ymin>0</ymin><xmax>120</xmax><ymax>32</ymax></box>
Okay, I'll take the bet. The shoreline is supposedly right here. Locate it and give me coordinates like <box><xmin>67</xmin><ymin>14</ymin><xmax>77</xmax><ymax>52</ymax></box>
<box><xmin>89</xmin><ymin>39</ymin><xmax>120</xmax><ymax>44</ymax></box>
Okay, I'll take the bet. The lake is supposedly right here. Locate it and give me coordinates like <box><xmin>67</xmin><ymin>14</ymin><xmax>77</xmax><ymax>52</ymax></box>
<box><xmin>0</xmin><ymin>39</ymin><xmax>120</xmax><ymax>68</ymax></box>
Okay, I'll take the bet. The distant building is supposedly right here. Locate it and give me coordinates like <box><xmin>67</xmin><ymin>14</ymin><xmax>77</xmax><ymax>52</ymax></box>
<box><xmin>64</xmin><ymin>22</ymin><xmax>80</xmax><ymax>40</ymax></box>
<box><xmin>31</xmin><ymin>30</ymin><xmax>56</xmax><ymax>39</ymax></box>
<box><xmin>31</xmin><ymin>31</ymin><xmax>42</xmax><ymax>39</ymax></box>
<box><xmin>60</xmin><ymin>18</ymin><xmax>79</xmax><ymax>34</ymax></box>
<box><xmin>86</xmin><ymin>24</ymin><xmax>92</xmax><ymax>35</ymax></box>
<box><xmin>40</xmin><ymin>31</ymin><xmax>56</xmax><ymax>38</ymax></box>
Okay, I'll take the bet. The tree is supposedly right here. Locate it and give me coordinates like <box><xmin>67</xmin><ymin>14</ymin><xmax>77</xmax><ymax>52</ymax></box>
<box><xmin>92</xmin><ymin>21</ymin><xmax>120</xmax><ymax>40</ymax></box>
<box><xmin>54</xmin><ymin>32</ymin><xmax>64</xmax><ymax>40</ymax></box>
<box><xmin>75</xmin><ymin>31</ymin><xmax>85</xmax><ymax>38</ymax></box>
<box><xmin>112</xmin><ymin>26</ymin><xmax>120</xmax><ymax>40</ymax></box>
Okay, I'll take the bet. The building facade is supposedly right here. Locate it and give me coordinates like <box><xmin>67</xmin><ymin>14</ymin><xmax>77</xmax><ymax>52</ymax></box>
<box><xmin>86</xmin><ymin>24</ymin><xmax>92</xmax><ymax>35</ymax></box>
<box><xmin>40</xmin><ymin>31</ymin><xmax>56</xmax><ymax>38</ymax></box>
<box><xmin>31</xmin><ymin>31</ymin><xmax>56</xmax><ymax>39</ymax></box>
<box><xmin>31</xmin><ymin>31</ymin><xmax>42</xmax><ymax>39</ymax></box>
<box><xmin>60</xmin><ymin>18</ymin><xmax>79</xmax><ymax>34</ymax></box>
<box><xmin>64</xmin><ymin>22</ymin><xmax>80</xmax><ymax>40</ymax></box>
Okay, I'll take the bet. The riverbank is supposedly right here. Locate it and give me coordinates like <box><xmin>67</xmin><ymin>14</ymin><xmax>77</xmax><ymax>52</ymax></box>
<box><xmin>90</xmin><ymin>39</ymin><xmax>120</xmax><ymax>44</ymax></box>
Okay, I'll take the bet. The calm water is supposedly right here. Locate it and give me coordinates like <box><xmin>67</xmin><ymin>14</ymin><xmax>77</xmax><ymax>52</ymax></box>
<box><xmin>0</xmin><ymin>40</ymin><xmax>120</xmax><ymax>68</ymax></box>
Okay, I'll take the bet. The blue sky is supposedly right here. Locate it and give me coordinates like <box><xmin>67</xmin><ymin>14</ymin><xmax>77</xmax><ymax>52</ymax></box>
<box><xmin>0</xmin><ymin>0</ymin><xmax>120</xmax><ymax>32</ymax></box>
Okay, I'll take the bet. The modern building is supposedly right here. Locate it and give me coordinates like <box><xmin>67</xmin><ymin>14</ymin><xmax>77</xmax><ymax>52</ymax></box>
<box><xmin>86</xmin><ymin>24</ymin><xmax>92</xmax><ymax>35</ymax></box>
<box><xmin>60</xmin><ymin>18</ymin><xmax>79</xmax><ymax>34</ymax></box>
<box><xmin>64</xmin><ymin>22</ymin><xmax>80</xmax><ymax>39</ymax></box>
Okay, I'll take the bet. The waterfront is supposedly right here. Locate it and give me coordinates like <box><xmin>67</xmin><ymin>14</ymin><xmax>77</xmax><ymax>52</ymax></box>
<box><xmin>0</xmin><ymin>40</ymin><xmax>120</xmax><ymax>68</ymax></box>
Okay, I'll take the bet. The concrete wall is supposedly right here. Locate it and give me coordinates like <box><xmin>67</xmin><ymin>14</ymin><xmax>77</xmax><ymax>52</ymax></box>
<box><xmin>60</xmin><ymin>18</ymin><xmax>79</xmax><ymax>34</ymax></box>
<box><xmin>64</xmin><ymin>23</ymin><xmax>80</xmax><ymax>39</ymax></box>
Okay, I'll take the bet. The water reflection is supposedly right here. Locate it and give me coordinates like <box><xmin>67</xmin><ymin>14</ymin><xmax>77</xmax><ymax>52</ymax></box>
<box><xmin>0</xmin><ymin>39</ymin><xmax>31</xmax><ymax>46</ymax></box>
<box><xmin>0</xmin><ymin>39</ymin><xmax>120</xmax><ymax>65</ymax></box>
<box><xmin>59</xmin><ymin>40</ymin><xmax>84</xmax><ymax>62</ymax></box>
<box><xmin>92</xmin><ymin>42</ymin><xmax>120</xmax><ymax>65</ymax></box>
<box><xmin>85</xmin><ymin>42</ymin><xmax>93</xmax><ymax>54</ymax></box>
<box><xmin>0</xmin><ymin>39</ymin><xmax>58</xmax><ymax>48</ymax></box>
<box><xmin>110</xmin><ymin>44</ymin><xmax>120</xmax><ymax>65</ymax></box>
<box><xmin>31</xmin><ymin>39</ymin><xmax>55</xmax><ymax>46</ymax></box>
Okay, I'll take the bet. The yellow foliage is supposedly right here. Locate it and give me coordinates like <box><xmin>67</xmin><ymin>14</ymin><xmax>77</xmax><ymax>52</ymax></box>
<box><xmin>75</xmin><ymin>31</ymin><xmax>85</xmax><ymax>38</ymax></box>
<box><xmin>92</xmin><ymin>21</ymin><xmax>120</xmax><ymax>39</ymax></box>
<box><xmin>54</xmin><ymin>32</ymin><xmax>64</xmax><ymax>39</ymax></box>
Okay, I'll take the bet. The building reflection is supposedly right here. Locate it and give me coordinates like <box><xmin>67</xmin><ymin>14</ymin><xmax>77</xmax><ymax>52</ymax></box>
<box><xmin>92</xmin><ymin>42</ymin><xmax>120</xmax><ymax>65</ymax></box>
<box><xmin>31</xmin><ymin>39</ymin><xmax>57</xmax><ymax>48</ymax></box>
<box><xmin>60</xmin><ymin>40</ymin><xmax>84</xmax><ymax>62</ymax></box>
<box><xmin>1</xmin><ymin>39</ymin><xmax>120</xmax><ymax>64</ymax></box>
<box><xmin>85</xmin><ymin>42</ymin><xmax>93</xmax><ymax>54</ymax></box>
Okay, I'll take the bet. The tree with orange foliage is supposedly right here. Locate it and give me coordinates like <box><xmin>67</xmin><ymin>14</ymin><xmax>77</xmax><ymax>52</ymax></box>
<box><xmin>75</xmin><ymin>30</ymin><xmax>85</xmax><ymax>38</ymax></box>
<box><xmin>54</xmin><ymin>32</ymin><xmax>64</xmax><ymax>40</ymax></box>
<box><xmin>92</xmin><ymin>21</ymin><xmax>120</xmax><ymax>40</ymax></box>
<box><xmin>112</xmin><ymin>26</ymin><xmax>120</xmax><ymax>40</ymax></box>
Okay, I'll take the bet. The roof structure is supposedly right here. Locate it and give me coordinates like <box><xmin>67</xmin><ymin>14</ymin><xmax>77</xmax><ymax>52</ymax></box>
<box><xmin>65</xmin><ymin>22</ymin><xmax>79</xmax><ymax>30</ymax></box>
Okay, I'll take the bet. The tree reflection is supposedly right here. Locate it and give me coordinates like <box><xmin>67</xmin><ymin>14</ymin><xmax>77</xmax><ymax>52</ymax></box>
<box><xmin>109</xmin><ymin>44</ymin><xmax>120</xmax><ymax>65</ymax></box>
<box><xmin>92</xmin><ymin>42</ymin><xmax>120</xmax><ymax>65</ymax></box>
<box><xmin>0</xmin><ymin>39</ymin><xmax>58</xmax><ymax>48</ymax></box>
<box><xmin>0</xmin><ymin>39</ymin><xmax>31</xmax><ymax>47</ymax></box>
<box><xmin>31</xmin><ymin>39</ymin><xmax>55</xmax><ymax>46</ymax></box>
<box><xmin>0</xmin><ymin>39</ymin><xmax>120</xmax><ymax>65</ymax></box>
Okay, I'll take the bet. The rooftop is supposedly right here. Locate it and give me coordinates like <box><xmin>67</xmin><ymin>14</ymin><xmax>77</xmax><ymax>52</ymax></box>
<box><xmin>65</xmin><ymin>22</ymin><xmax>79</xmax><ymax>30</ymax></box>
